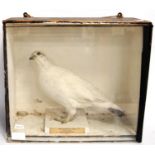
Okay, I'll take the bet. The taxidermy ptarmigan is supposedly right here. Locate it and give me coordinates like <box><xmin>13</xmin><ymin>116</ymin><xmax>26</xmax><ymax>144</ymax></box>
<box><xmin>29</xmin><ymin>51</ymin><xmax>125</xmax><ymax>123</ymax></box>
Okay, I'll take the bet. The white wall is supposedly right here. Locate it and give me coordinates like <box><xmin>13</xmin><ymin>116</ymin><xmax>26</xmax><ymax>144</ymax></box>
<box><xmin>0</xmin><ymin>0</ymin><xmax>155</xmax><ymax>151</ymax></box>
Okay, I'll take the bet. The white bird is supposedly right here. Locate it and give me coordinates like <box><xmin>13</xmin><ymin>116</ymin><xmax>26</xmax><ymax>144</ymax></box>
<box><xmin>29</xmin><ymin>51</ymin><xmax>125</xmax><ymax>123</ymax></box>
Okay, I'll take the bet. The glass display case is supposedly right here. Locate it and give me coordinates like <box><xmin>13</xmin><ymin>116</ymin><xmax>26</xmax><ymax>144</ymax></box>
<box><xmin>3</xmin><ymin>12</ymin><xmax>153</xmax><ymax>142</ymax></box>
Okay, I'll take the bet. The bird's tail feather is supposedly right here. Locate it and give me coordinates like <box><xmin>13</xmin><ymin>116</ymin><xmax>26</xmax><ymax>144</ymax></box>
<box><xmin>92</xmin><ymin>101</ymin><xmax>125</xmax><ymax>117</ymax></box>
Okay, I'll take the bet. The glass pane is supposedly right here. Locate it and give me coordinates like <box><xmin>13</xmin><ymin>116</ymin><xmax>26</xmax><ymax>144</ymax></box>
<box><xmin>6</xmin><ymin>25</ymin><xmax>143</xmax><ymax>141</ymax></box>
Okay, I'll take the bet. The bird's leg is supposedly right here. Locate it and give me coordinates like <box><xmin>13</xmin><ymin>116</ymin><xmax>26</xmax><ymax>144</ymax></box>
<box><xmin>51</xmin><ymin>106</ymin><xmax>76</xmax><ymax>123</ymax></box>
<box><xmin>49</xmin><ymin>108</ymin><xmax>68</xmax><ymax>122</ymax></box>
<box><xmin>61</xmin><ymin>107</ymin><xmax>76</xmax><ymax>124</ymax></box>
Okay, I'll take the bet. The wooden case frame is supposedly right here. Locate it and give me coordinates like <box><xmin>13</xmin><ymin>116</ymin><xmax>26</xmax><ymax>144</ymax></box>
<box><xmin>3</xmin><ymin>13</ymin><xmax>153</xmax><ymax>142</ymax></box>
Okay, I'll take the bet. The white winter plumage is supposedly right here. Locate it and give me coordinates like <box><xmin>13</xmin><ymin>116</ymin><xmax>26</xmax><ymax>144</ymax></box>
<box><xmin>29</xmin><ymin>51</ymin><xmax>125</xmax><ymax>123</ymax></box>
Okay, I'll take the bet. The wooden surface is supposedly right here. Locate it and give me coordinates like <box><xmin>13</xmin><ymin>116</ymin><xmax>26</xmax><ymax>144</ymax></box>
<box><xmin>3</xmin><ymin>15</ymin><xmax>152</xmax><ymax>26</ymax></box>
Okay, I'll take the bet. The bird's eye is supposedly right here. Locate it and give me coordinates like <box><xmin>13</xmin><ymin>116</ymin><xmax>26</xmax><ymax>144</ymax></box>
<box><xmin>37</xmin><ymin>52</ymin><xmax>41</xmax><ymax>55</ymax></box>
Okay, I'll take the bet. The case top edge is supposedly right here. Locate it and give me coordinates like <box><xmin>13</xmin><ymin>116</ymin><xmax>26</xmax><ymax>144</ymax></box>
<box><xmin>3</xmin><ymin>16</ymin><xmax>152</xmax><ymax>26</ymax></box>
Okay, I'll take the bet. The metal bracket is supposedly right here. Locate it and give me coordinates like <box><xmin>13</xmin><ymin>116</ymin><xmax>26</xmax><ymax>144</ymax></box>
<box><xmin>117</xmin><ymin>12</ymin><xmax>123</xmax><ymax>18</ymax></box>
<box><xmin>23</xmin><ymin>12</ymin><xmax>32</xmax><ymax>18</ymax></box>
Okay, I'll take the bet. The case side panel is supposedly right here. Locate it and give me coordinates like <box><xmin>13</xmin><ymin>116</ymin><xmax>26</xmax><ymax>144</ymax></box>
<box><xmin>136</xmin><ymin>25</ymin><xmax>153</xmax><ymax>142</ymax></box>
<box><xmin>3</xmin><ymin>23</ymin><xmax>11</xmax><ymax>138</ymax></box>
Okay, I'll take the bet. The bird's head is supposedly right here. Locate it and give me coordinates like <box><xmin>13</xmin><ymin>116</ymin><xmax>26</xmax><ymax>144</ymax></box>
<box><xmin>29</xmin><ymin>51</ymin><xmax>53</xmax><ymax>70</ymax></box>
<box><xmin>29</xmin><ymin>51</ymin><xmax>45</xmax><ymax>61</ymax></box>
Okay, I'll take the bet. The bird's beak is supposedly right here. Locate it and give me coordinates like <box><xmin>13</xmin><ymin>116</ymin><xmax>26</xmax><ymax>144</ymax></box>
<box><xmin>29</xmin><ymin>55</ymin><xmax>35</xmax><ymax>60</ymax></box>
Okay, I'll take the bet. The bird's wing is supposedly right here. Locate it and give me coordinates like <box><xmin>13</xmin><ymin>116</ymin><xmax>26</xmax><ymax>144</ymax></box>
<box><xmin>58</xmin><ymin>69</ymin><xmax>108</xmax><ymax>105</ymax></box>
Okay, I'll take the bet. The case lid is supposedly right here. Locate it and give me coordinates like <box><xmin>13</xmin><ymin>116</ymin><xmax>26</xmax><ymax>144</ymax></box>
<box><xmin>3</xmin><ymin>12</ymin><xmax>152</xmax><ymax>26</ymax></box>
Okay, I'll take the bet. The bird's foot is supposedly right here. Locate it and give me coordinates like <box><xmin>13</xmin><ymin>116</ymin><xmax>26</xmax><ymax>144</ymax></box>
<box><xmin>53</xmin><ymin>112</ymin><xmax>76</xmax><ymax>124</ymax></box>
<box><xmin>51</xmin><ymin>112</ymin><xmax>74</xmax><ymax>124</ymax></box>
<box><xmin>56</xmin><ymin>114</ymin><xmax>75</xmax><ymax>124</ymax></box>
<box><xmin>53</xmin><ymin>115</ymin><xmax>68</xmax><ymax>124</ymax></box>
<box><xmin>50</xmin><ymin>107</ymin><xmax>76</xmax><ymax>123</ymax></box>
<box><xmin>50</xmin><ymin>111</ymin><xmax>68</xmax><ymax>123</ymax></box>
<box><xmin>60</xmin><ymin>108</ymin><xmax>76</xmax><ymax>123</ymax></box>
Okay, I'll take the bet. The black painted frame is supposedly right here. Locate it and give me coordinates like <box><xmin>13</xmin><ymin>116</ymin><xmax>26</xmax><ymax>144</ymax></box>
<box><xmin>136</xmin><ymin>25</ymin><xmax>153</xmax><ymax>142</ymax></box>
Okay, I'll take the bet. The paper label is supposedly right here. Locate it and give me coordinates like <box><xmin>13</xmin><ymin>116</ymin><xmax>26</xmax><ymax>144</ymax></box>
<box><xmin>11</xmin><ymin>132</ymin><xmax>25</xmax><ymax>140</ymax></box>
<box><xmin>12</xmin><ymin>124</ymin><xmax>25</xmax><ymax>140</ymax></box>
<box><xmin>50</xmin><ymin>128</ymin><xmax>85</xmax><ymax>135</ymax></box>
<box><xmin>14</xmin><ymin>124</ymin><xmax>25</xmax><ymax>130</ymax></box>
